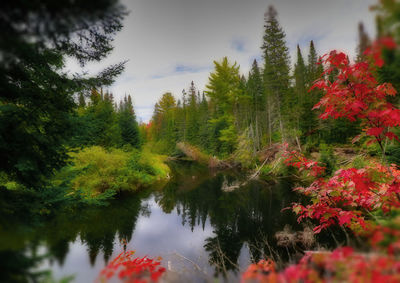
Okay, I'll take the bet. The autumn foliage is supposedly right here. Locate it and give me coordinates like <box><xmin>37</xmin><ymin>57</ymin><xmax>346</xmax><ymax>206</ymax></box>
<box><xmin>242</xmin><ymin>36</ymin><xmax>400</xmax><ymax>282</ymax></box>
<box><xmin>311</xmin><ymin>37</ymin><xmax>399</xmax><ymax>147</ymax></box>
<box><xmin>242</xmin><ymin>247</ymin><xmax>400</xmax><ymax>283</ymax></box>
<box><xmin>97</xmin><ymin>250</ymin><xmax>166</xmax><ymax>283</ymax></box>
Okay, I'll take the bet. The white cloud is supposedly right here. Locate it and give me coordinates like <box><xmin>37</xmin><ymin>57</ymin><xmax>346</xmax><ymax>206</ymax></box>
<box><xmin>64</xmin><ymin>0</ymin><xmax>377</xmax><ymax>123</ymax></box>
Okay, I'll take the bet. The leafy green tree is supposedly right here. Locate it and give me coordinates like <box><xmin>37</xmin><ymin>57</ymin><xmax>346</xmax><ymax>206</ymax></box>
<box><xmin>151</xmin><ymin>92</ymin><xmax>177</xmax><ymax>150</ymax></box>
<box><xmin>0</xmin><ymin>0</ymin><xmax>126</xmax><ymax>187</ymax></box>
<box><xmin>205</xmin><ymin>57</ymin><xmax>241</xmax><ymax>155</ymax></box>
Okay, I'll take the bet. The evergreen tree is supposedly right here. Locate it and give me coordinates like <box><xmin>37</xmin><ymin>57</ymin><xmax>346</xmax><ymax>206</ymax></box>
<box><xmin>306</xmin><ymin>40</ymin><xmax>323</xmax><ymax>87</ymax></box>
<box><xmin>205</xmin><ymin>57</ymin><xmax>241</xmax><ymax>155</ymax></box>
<box><xmin>293</xmin><ymin>45</ymin><xmax>307</xmax><ymax>131</ymax></box>
<box><xmin>261</xmin><ymin>5</ymin><xmax>291</xmax><ymax>142</ymax></box>
<box><xmin>186</xmin><ymin>81</ymin><xmax>200</xmax><ymax>144</ymax></box>
<box><xmin>0</xmin><ymin>1</ymin><xmax>126</xmax><ymax>187</ymax></box>
<box><xmin>247</xmin><ymin>60</ymin><xmax>265</xmax><ymax>149</ymax></box>
<box><xmin>299</xmin><ymin>40</ymin><xmax>323</xmax><ymax>143</ymax></box>
<box><xmin>151</xmin><ymin>92</ymin><xmax>177</xmax><ymax>150</ymax></box>
<box><xmin>118</xmin><ymin>95</ymin><xmax>140</xmax><ymax>147</ymax></box>
<box><xmin>198</xmin><ymin>92</ymin><xmax>210</xmax><ymax>149</ymax></box>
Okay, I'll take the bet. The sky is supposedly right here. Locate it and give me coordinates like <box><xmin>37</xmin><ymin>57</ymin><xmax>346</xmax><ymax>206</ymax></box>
<box><xmin>65</xmin><ymin>0</ymin><xmax>377</xmax><ymax>123</ymax></box>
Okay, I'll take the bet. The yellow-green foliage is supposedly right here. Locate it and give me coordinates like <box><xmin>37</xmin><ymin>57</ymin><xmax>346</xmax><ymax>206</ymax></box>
<box><xmin>60</xmin><ymin>146</ymin><xmax>170</xmax><ymax>201</ymax></box>
<box><xmin>234</xmin><ymin>128</ymin><xmax>256</xmax><ymax>168</ymax></box>
<box><xmin>0</xmin><ymin>172</ymin><xmax>25</xmax><ymax>190</ymax></box>
<box><xmin>177</xmin><ymin>142</ymin><xmax>211</xmax><ymax>165</ymax></box>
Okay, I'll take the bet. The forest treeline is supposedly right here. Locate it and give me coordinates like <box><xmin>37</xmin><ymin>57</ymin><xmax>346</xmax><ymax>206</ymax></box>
<box><xmin>147</xmin><ymin>6</ymin><xmax>373</xmax><ymax>164</ymax></box>
<box><xmin>71</xmin><ymin>89</ymin><xmax>141</xmax><ymax>149</ymax></box>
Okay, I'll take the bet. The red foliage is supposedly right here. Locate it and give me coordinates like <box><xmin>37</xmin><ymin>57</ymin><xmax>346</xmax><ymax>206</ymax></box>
<box><xmin>241</xmin><ymin>259</ymin><xmax>276</xmax><ymax>283</ymax></box>
<box><xmin>311</xmin><ymin>38</ymin><xmax>399</xmax><ymax>146</ymax></box>
<box><xmin>284</xmin><ymin>148</ymin><xmax>400</xmax><ymax>233</ymax></box>
<box><xmin>241</xmin><ymin>37</ymin><xmax>400</xmax><ymax>282</ymax></box>
<box><xmin>97</xmin><ymin>250</ymin><xmax>166</xmax><ymax>283</ymax></box>
<box><xmin>282</xmin><ymin>143</ymin><xmax>326</xmax><ymax>177</ymax></box>
<box><xmin>241</xmin><ymin>247</ymin><xmax>400</xmax><ymax>283</ymax></box>
<box><xmin>282</xmin><ymin>37</ymin><xmax>400</xmax><ymax>234</ymax></box>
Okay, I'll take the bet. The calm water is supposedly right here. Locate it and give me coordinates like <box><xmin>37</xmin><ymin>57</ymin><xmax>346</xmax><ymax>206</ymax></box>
<box><xmin>0</xmin><ymin>162</ymin><xmax>340</xmax><ymax>282</ymax></box>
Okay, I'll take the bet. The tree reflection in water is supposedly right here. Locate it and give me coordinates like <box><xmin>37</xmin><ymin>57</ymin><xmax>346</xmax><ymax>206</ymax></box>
<box><xmin>0</xmin><ymin>162</ymin><xmax>349</xmax><ymax>281</ymax></box>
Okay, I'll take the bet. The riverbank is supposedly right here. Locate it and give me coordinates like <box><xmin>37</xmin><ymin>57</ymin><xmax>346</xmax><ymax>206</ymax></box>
<box><xmin>0</xmin><ymin>145</ymin><xmax>172</xmax><ymax>217</ymax></box>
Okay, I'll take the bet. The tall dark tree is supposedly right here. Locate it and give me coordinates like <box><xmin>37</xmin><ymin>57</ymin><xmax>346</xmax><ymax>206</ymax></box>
<box><xmin>0</xmin><ymin>1</ymin><xmax>127</xmax><ymax>187</ymax></box>
<box><xmin>261</xmin><ymin>5</ymin><xmax>291</xmax><ymax>142</ymax></box>
<box><xmin>119</xmin><ymin>95</ymin><xmax>140</xmax><ymax>147</ymax></box>
<box><xmin>298</xmin><ymin>40</ymin><xmax>324</xmax><ymax>142</ymax></box>
<box><xmin>186</xmin><ymin>81</ymin><xmax>200</xmax><ymax>144</ymax></box>
<box><xmin>247</xmin><ymin>59</ymin><xmax>265</xmax><ymax>149</ymax></box>
<box><xmin>293</xmin><ymin>45</ymin><xmax>307</xmax><ymax>131</ymax></box>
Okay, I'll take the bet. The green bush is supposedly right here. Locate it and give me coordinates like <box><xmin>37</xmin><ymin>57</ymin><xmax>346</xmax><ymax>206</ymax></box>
<box><xmin>55</xmin><ymin>146</ymin><xmax>170</xmax><ymax>202</ymax></box>
<box><xmin>318</xmin><ymin>143</ymin><xmax>337</xmax><ymax>176</ymax></box>
<box><xmin>351</xmin><ymin>155</ymin><xmax>367</xmax><ymax>169</ymax></box>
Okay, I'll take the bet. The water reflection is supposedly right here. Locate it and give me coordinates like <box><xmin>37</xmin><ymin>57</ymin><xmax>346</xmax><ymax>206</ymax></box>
<box><xmin>0</xmin><ymin>162</ymin><xmax>343</xmax><ymax>282</ymax></box>
<box><xmin>155</xmin><ymin>163</ymin><xmax>304</xmax><ymax>276</ymax></box>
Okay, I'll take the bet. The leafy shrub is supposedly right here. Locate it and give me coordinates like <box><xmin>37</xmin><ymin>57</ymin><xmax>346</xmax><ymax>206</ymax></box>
<box><xmin>350</xmin><ymin>155</ymin><xmax>367</xmax><ymax>169</ymax></box>
<box><xmin>55</xmin><ymin>146</ymin><xmax>170</xmax><ymax>202</ymax></box>
<box><xmin>318</xmin><ymin>143</ymin><xmax>336</xmax><ymax>176</ymax></box>
<box><xmin>233</xmin><ymin>128</ymin><xmax>256</xmax><ymax>168</ymax></box>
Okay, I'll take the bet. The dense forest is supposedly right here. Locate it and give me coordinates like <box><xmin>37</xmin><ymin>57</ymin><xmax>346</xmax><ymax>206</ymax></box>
<box><xmin>3</xmin><ymin>0</ymin><xmax>400</xmax><ymax>282</ymax></box>
<box><xmin>146</xmin><ymin>6</ymin><xmax>363</xmax><ymax>164</ymax></box>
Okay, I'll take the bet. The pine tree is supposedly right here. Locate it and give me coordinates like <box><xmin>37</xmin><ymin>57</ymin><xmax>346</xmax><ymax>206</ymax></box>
<box><xmin>198</xmin><ymin>92</ymin><xmax>210</xmax><ymax>149</ymax></box>
<box><xmin>151</xmin><ymin>92</ymin><xmax>177</xmax><ymax>150</ymax></box>
<box><xmin>307</xmin><ymin>40</ymin><xmax>323</xmax><ymax>86</ymax></box>
<box><xmin>186</xmin><ymin>81</ymin><xmax>200</xmax><ymax>144</ymax></box>
<box><xmin>119</xmin><ymin>95</ymin><xmax>140</xmax><ymax>147</ymax></box>
<box><xmin>247</xmin><ymin>59</ymin><xmax>265</xmax><ymax>149</ymax></box>
<box><xmin>301</xmin><ymin>41</ymin><xmax>323</xmax><ymax>142</ymax></box>
<box><xmin>293</xmin><ymin>45</ymin><xmax>307</xmax><ymax>133</ymax></box>
<box><xmin>261</xmin><ymin>5</ymin><xmax>291</xmax><ymax>143</ymax></box>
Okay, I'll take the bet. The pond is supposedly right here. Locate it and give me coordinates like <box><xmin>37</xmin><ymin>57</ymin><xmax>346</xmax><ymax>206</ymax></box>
<box><xmin>0</xmin><ymin>162</ymin><xmax>343</xmax><ymax>282</ymax></box>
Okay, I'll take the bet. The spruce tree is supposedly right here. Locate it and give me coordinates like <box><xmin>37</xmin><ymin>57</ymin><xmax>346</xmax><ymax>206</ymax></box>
<box><xmin>261</xmin><ymin>5</ymin><xmax>291</xmax><ymax>142</ymax></box>
<box><xmin>293</xmin><ymin>45</ymin><xmax>307</xmax><ymax>131</ymax></box>
<box><xmin>247</xmin><ymin>59</ymin><xmax>265</xmax><ymax>149</ymax></box>
<box><xmin>119</xmin><ymin>95</ymin><xmax>140</xmax><ymax>147</ymax></box>
<box><xmin>186</xmin><ymin>81</ymin><xmax>200</xmax><ymax>144</ymax></box>
<box><xmin>301</xmin><ymin>41</ymin><xmax>323</xmax><ymax>142</ymax></box>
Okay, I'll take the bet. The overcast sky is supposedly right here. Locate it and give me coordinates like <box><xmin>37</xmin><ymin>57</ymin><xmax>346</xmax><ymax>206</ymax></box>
<box><xmin>66</xmin><ymin>0</ymin><xmax>377</xmax><ymax>123</ymax></box>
